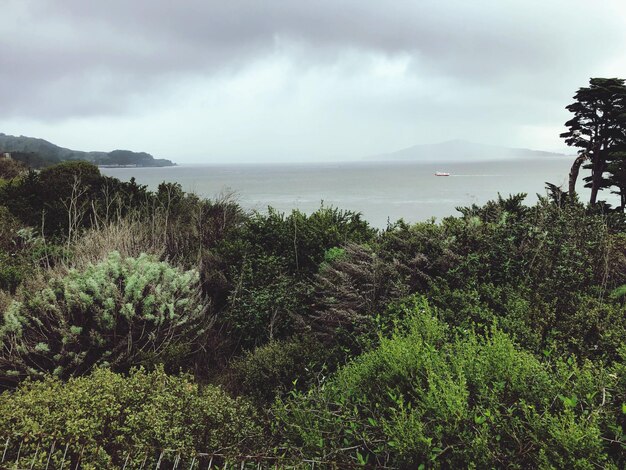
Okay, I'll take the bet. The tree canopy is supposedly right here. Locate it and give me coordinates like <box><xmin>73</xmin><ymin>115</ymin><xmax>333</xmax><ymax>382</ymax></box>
<box><xmin>561</xmin><ymin>77</ymin><xmax>626</xmax><ymax>206</ymax></box>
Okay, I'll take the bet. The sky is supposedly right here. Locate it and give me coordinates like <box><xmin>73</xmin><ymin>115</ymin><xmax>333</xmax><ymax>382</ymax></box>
<box><xmin>1</xmin><ymin>0</ymin><xmax>626</xmax><ymax>164</ymax></box>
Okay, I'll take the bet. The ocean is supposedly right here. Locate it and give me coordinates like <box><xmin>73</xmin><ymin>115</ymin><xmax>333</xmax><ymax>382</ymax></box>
<box><xmin>101</xmin><ymin>158</ymin><xmax>585</xmax><ymax>228</ymax></box>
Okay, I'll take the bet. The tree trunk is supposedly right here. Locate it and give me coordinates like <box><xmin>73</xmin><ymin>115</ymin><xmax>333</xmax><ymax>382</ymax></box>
<box><xmin>568</xmin><ymin>153</ymin><xmax>588</xmax><ymax>197</ymax></box>
<box><xmin>590</xmin><ymin>158</ymin><xmax>605</xmax><ymax>205</ymax></box>
<box><xmin>590</xmin><ymin>180</ymin><xmax>599</xmax><ymax>204</ymax></box>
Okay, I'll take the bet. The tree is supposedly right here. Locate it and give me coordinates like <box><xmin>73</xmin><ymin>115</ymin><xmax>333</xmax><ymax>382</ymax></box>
<box><xmin>561</xmin><ymin>78</ymin><xmax>626</xmax><ymax>204</ymax></box>
<box><xmin>604</xmin><ymin>147</ymin><xmax>626</xmax><ymax>210</ymax></box>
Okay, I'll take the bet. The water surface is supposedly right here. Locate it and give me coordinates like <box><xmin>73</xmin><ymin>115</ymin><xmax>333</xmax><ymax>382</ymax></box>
<box><xmin>101</xmin><ymin>158</ymin><xmax>581</xmax><ymax>228</ymax></box>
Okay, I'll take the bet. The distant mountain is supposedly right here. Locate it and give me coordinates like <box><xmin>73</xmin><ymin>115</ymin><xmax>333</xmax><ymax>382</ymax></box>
<box><xmin>367</xmin><ymin>139</ymin><xmax>567</xmax><ymax>162</ymax></box>
<box><xmin>0</xmin><ymin>133</ymin><xmax>175</xmax><ymax>168</ymax></box>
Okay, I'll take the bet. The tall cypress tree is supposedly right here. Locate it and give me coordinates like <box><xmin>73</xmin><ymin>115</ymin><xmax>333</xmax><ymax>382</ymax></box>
<box><xmin>561</xmin><ymin>78</ymin><xmax>626</xmax><ymax>204</ymax></box>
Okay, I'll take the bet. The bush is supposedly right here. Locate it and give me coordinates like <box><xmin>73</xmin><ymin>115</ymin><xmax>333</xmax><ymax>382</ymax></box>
<box><xmin>228</xmin><ymin>206</ymin><xmax>376</xmax><ymax>277</ymax></box>
<box><xmin>204</xmin><ymin>205</ymin><xmax>375</xmax><ymax>356</ymax></box>
<box><xmin>19</xmin><ymin>162</ymin><xmax>104</xmax><ymax>237</ymax></box>
<box><xmin>273</xmin><ymin>298</ymin><xmax>619</xmax><ymax>468</ymax></box>
<box><xmin>224</xmin><ymin>255</ymin><xmax>307</xmax><ymax>349</ymax></box>
<box><xmin>308</xmin><ymin>243</ymin><xmax>403</xmax><ymax>354</ymax></box>
<box><xmin>0</xmin><ymin>161</ymin><xmax>155</xmax><ymax>241</ymax></box>
<box><xmin>0</xmin><ymin>206</ymin><xmax>22</xmax><ymax>250</ymax></box>
<box><xmin>0</xmin><ymin>207</ymin><xmax>46</xmax><ymax>292</ymax></box>
<box><xmin>0</xmin><ymin>252</ymin><xmax>211</xmax><ymax>385</ymax></box>
<box><xmin>0</xmin><ymin>158</ymin><xmax>27</xmax><ymax>180</ymax></box>
<box><xmin>0</xmin><ymin>367</ymin><xmax>261</xmax><ymax>469</ymax></box>
<box><xmin>547</xmin><ymin>293</ymin><xmax>626</xmax><ymax>361</ymax></box>
<box><xmin>606</xmin><ymin>346</ymin><xmax>626</xmax><ymax>467</ymax></box>
<box><xmin>228</xmin><ymin>335</ymin><xmax>327</xmax><ymax>404</ymax></box>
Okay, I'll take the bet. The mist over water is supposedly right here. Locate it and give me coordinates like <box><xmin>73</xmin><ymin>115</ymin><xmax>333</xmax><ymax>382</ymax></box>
<box><xmin>102</xmin><ymin>158</ymin><xmax>583</xmax><ymax>228</ymax></box>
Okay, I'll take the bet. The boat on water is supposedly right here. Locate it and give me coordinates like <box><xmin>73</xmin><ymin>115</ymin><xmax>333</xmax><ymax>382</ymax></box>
<box><xmin>434</xmin><ymin>171</ymin><xmax>450</xmax><ymax>176</ymax></box>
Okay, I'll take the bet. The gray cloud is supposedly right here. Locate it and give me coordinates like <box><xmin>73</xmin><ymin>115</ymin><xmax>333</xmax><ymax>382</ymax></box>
<box><xmin>1</xmin><ymin>0</ymin><xmax>625</xmax><ymax>160</ymax></box>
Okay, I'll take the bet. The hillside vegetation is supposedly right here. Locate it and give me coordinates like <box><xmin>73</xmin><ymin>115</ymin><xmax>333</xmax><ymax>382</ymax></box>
<box><xmin>0</xmin><ymin>159</ymin><xmax>625</xmax><ymax>468</ymax></box>
<box><xmin>0</xmin><ymin>133</ymin><xmax>174</xmax><ymax>167</ymax></box>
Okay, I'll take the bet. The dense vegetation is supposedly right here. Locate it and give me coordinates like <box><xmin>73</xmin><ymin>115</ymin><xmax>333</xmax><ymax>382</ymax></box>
<box><xmin>1</xmin><ymin>162</ymin><xmax>625</xmax><ymax>468</ymax></box>
<box><xmin>1</xmin><ymin>80</ymin><xmax>626</xmax><ymax>467</ymax></box>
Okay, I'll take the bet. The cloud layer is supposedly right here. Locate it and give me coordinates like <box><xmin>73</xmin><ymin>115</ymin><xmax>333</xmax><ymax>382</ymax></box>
<box><xmin>1</xmin><ymin>0</ymin><xmax>625</xmax><ymax>162</ymax></box>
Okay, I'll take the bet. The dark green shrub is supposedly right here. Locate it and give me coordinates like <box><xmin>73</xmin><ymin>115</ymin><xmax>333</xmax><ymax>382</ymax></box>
<box><xmin>0</xmin><ymin>253</ymin><xmax>27</xmax><ymax>293</ymax></box>
<box><xmin>228</xmin><ymin>335</ymin><xmax>327</xmax><ymax>404</ymax></box>
<box><xmin>0</xmin><ymin>162</ymin><xmax>156</xmax><ymax>241</ymax></box>
<box><xmin>204</xmin><ymin>205</ymin><xmax>375</xmax><ymax>356</ymax></box>
<box><xmin>606</xmin><ymin>346</ymin><xmax>626</xmax><ymax>466</ymax></box>
<box><xmin>0</xmin><ymin>207</ymin><xmax>43</xmax><ymax>292</ymax></box>
<box><xmin>0</xmin><ymin>158</ymin><xmax>27</xmax><ymax>180</ymax></box>
<box><xmin>377</xmin><ymin>218</ymin><xmax>456</xmax><ymax>292</ymax></box>
<box><xmin>151</xmin><ymin>183</ymin><xmax>246</xmax><ymax>265</ymax></box>
<box><xmin>224</xmin><ymin>255</ymin><xmax>307</xmax><ymax>349</ymax></box>
<box><xmin>229</xmin><ymin>206</ymin><xmax>375</xmax><ymax>277</ymax></box>
<box><xmin>546</xmin><ymin>294</ymin><xmax>626</xmax><ymax>361</ymax></box>
<box><xmin>307</xmin><ymin>243</ymin><xmax>412</xmax><ymax>358</ymax></box>
<box><xmin>32</xmin><ymin>161</ymin><xmax>104</xmax><ymax>237</ymax></box>
<box><xmin>0</xmin><ymin>205</ymin><xmax>22</xmax><ymax>249</ymax></box>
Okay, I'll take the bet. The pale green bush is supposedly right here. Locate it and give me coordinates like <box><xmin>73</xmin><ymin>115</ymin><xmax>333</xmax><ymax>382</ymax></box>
<box><xmin>0</xmin><ymin>252</ymin><xmax>211</xmax><ymax>384</ymax></box>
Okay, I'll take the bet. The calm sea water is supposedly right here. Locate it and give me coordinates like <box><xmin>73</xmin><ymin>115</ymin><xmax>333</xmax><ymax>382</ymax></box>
<box><xmin>101</xmin><ymin>158</ymin><xmax>578</xmax><ymax>228</ymax></box>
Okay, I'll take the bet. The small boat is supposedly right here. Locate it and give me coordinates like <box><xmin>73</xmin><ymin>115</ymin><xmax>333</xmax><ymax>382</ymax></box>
<box><xmin>435</xmin><ymin>171</ymin><xmax>450</xmax><ymax>176</ymax></box>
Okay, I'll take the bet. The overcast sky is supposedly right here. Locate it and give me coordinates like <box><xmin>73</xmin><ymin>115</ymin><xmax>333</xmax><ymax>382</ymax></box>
<box><xmin>1</xmin><ymin>0</ymin><xmax>626</xmax><ymax>163</ymax></box>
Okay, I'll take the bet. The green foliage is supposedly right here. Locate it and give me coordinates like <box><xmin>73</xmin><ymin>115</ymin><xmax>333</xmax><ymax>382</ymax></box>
<box><xmin>274</xmin><ymin>299</ymin><xmax>619</xmax><ymax>468</ymax></box>
<box><xmin>610</xmin><ymin>283</ymin><xmax>626</xmax><ymax>301</ymax></box>
<box><xmin>0</xmin><ymin>157</ymin><xmax>27</xmax><ymax>180</ymax></box>
<box><xmin>0</xmin><ymin>252</ymin><xmax>209</xmax><ymax>384</ymax></box>
<box><xmin>3</xmin><ymin>150</ymin><xmax>626</xmax><ymax>468</ymax></box>
<box><xmin>213</xmin><ymin>205</ymin><xmax>375</xmax><ymax>354</ymax></box>
<box><xmin>0</xmin><ymin>251</ymin><xmax>28</xmax><ymax>294</ymax></box>
<box><xmin>561</xmin><ymin>77</ymin><xmax>626</xmax><ymax>204</ymax></box>
<box><xmin>0</xmin><ymin>206</ymin><xmax>24</xmax><ymax>252</ymax></box>
<box><xmin>0</xmin><ymin>367</ymin><xmax>260</xmax><ymax>468</ymax></box>
<box><xmin>228</xmin><ymin>335</ymin><xmax>327</xmax><ymax>404</ymax></box>
<box><xmin>607</xmin><ymin>346</ymin><xmax>626</xmax><ymax>466</ymax></box>
<box><xmin>364</xmin><ymin>194</ymin><xmax>626</xmax><ymax>361</ymax></box>
<box><xmin>0</xmin><ymin>161</ymin><xmax>158</xmax><ymax>239</ymax></box>
<box><xmin>0</xmin><ymin>207</ymin><xmax>55</xmax><ymax>293</ymax></box>
<box><xmin>225</xmin><ymin>255</ymin><xmax>307</xmax><ymax>349</ymax></box>
<box><xmin>309</xmin><ymin>243</ymin><xmax>406</xmax><ymax>356</ymax></box>
<box><xmin>0</xmin><ymin>162</ymin><xmax>103</xmax><ymax>236</ymax></box>
<box><xmin>0</xmin><ymin>207</ymin><xmax>28</xmax><ymax>291</ymax></box>
<box><xmin>322</xmin><ymin>246</ymin><xmax>346</xmax><ymax>264</ymax></box>
<box><xmin>548</xmin><ymin>293</ymin><xmax>626</xmax><ymax>360</ymax></box>
<box><xmin>231</xmin><ymin>206</ymin><xmax>375</xmax><ymax>276</ymax></box>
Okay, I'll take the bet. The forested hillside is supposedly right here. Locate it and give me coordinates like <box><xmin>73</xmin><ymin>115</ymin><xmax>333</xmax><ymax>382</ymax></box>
<box><xmin>0</xmin><ymin>133</ymin><xmax>174</xmax><ymax>167</ymax></box>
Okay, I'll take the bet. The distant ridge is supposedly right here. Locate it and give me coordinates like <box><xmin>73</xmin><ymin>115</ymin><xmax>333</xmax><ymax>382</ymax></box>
<box><xmin>367</xmin><ymin>139</ymin><xmax>567</xmax><ymax>162</ymax></box>
<box><xmin>0</xmin><ymin>133</ymin><xmax>175</xmax><ymax>168</ymax></box>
